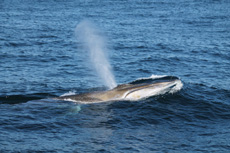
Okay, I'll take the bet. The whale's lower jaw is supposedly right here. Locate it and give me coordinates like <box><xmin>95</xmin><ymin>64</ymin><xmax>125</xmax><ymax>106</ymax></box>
<box><xmin>123</xmin><ymin>79</ymin><xmax>183</xmax><ymax>101</ymax></box>
<box><xmin>56</xmin><ymin>76</ymin><xmax>183</xmax><ymax>104</ymax></box>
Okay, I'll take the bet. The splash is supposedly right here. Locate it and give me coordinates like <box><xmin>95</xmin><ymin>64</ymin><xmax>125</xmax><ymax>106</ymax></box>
<box><xmin>75</xmin><ymin>20</ymin><xmax>117</xmax><ymax>89</ymax></box>
<box><xmin>60</xmin><ymin>91</ymin><xmax>76</xmax><ymax>97</ymax></box>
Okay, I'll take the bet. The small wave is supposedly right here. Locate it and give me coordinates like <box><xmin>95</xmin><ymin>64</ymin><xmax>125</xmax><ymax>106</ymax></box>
<box><xmin>60</xmin><ymin>91</ymin><xmax>77</xmax><ymax>97</ymax></box>
<box><xmin>131</xmin><ymin>74</ymin><xmax>179</xmax><ymax>83</ymax></box>
<box><xmin>5</xmin><ymin>41</ymin><xmax>30</xmax><ymax>47</ymax></box>
<box><xmin>130</xmin><ymin>75</ymin><xmax>180</xmax><ymax>85</ymax></box>
<box><xmin>0</xmin><ymin>93</ymin><xmax>54</xmax><ymax>104</ymax></box>
<box><xmin>150</xmin><ymin>74</ymin><xmax>167</xmax><ymax>79</ymax></box>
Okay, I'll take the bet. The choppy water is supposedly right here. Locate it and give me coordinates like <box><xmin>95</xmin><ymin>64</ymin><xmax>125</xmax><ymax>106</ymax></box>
<box><xmin>1</xmin><ymin>0</ymin><xmax>230</xmax><ymax>152</ymax></box>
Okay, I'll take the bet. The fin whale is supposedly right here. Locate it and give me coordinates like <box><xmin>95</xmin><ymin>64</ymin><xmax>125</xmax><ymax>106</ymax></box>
<box><xmin>56</xmin><ymin>76</ymin><xmax>183</xmax><ymax>103</ymax></box>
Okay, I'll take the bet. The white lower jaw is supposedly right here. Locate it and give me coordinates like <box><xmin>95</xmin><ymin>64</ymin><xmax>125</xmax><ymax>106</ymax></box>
<box><xmin>124</xmin><ymin>80</ymin><xmax>183</xmax><ymax>101</ymax></box>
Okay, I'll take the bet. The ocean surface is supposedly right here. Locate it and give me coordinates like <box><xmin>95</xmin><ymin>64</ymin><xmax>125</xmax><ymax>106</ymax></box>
<box><xmin>1</xmin><ymin>0</ymin><xmax>230</xmax><ymax>152</ymax></box>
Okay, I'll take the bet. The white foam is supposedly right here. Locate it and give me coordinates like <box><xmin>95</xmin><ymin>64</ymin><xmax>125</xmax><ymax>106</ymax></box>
<box><xmin>169</xmin><ymin>80</ymin><xmax>183</xmax><ymax>94</ymax></box>
<box><xmin>150</xmin><ymin>74</ymin><xmax>167</xmax><ymax>79</ymax></box>
<box><xmin>60</xmin><ymin>91</ymin><xmax>76</xmax><ymax>97</ymax></box>
<box><xmin>135</xmin><ymin>74</ymin><xmax>167</xmax><ymax>81</ymax></box>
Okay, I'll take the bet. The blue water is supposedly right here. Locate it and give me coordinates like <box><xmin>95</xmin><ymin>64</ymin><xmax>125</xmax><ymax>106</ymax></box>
<box><xmin>1</xmin><ymin>0</ymin><xmax>230</xmax><ymax>152</ymax></box>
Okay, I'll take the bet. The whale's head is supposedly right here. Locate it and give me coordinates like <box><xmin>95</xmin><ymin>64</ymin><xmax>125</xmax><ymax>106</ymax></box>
<box><xmin>114</xmin><ymin>76</ymin><xmax>183</xmax><ymax>100</ymax></box>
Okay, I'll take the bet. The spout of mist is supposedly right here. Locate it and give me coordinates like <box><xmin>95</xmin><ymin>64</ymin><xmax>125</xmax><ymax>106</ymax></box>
<box><xmin>75</xmin><ymin>20</ymin><xmax>117</xmax><ymax>89</ymax></box>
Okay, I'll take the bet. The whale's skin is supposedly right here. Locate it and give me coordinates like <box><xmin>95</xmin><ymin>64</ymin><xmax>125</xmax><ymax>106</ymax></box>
<box><xmin>56</xmin><ymin>76</ymin><xmax>183</xmax><ymax>103</ymax></box>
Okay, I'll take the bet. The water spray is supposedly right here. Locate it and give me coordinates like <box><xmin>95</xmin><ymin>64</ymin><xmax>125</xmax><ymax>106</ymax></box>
<box><xmin>75</xmin><ymin>20</ymin><xmax>117</xmax><ymax>89</ymax></box>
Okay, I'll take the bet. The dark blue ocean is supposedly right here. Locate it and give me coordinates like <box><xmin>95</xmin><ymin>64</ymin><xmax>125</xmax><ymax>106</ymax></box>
<box><xmin>1</xmin><ymin>0</ymin><xmax>230</xmax><ymax>152</ymax></box>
